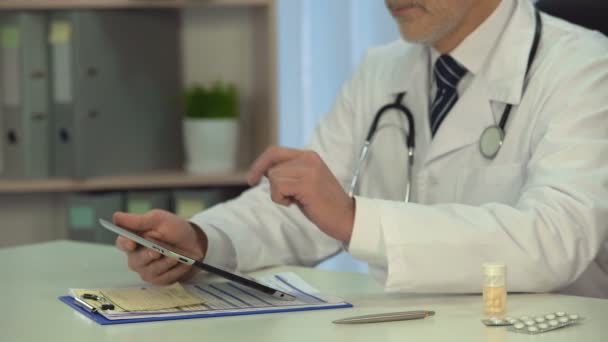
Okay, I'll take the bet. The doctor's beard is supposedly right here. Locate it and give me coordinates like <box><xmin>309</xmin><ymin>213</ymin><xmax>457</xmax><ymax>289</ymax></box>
<box><xmin>386</xmin><ymin>0</ymin><xmax>472</xmax><ymax>47</ymax></box>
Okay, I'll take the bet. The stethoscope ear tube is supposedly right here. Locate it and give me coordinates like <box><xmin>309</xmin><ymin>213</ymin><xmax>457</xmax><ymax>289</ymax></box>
<box><xmin>404</xmin><ymin>146</ymin><xmax>414</xmax><ymax>203</ymax></box>
<box><xmin>349</xmin><ymin>92</ymin><xmax>415</xmax><ymax>201</ymax></box>
<box><xmin>348</xmin><ymin>141</ymin><xmax>371</xmax><ymax>198</ymax></box>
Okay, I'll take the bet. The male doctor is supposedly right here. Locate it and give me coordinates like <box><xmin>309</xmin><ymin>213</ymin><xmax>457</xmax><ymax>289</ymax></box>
<box><xmin>115</xmin><ymin>0</ymin><xmax>608</xmax><ymax>297</ymax></box>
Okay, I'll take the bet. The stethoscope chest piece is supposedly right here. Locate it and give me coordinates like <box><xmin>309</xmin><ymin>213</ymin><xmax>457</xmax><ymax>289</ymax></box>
<box><xmin>479</xmin><ymin>125</ymin><xmax>504</xmax><ymax>160</ymax></box>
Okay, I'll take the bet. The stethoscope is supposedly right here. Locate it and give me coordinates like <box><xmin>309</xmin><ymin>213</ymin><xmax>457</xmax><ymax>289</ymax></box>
<box><xmin>349</xmin><ymin>9</ymin><xmax>543</xmax><ymax>202</ymax></box>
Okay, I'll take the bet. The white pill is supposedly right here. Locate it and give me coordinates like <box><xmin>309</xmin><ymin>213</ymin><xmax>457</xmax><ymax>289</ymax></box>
<box><xmin>545</xmin><ymin>314</ymin><xmax>556</xmax><ymax>320</ymax></box>
<box><xmin>556</xmin><ymin>311</ymin><xmax>566</xmax><ymax>317</ymax></box>
<box><xmin>559</xmin><ymin>317</ymin><xmax>569</xmax><ymax>323</ymax></box>
<box><xmin>528</xmin><ymin>326</ymin><xmax>539</xmax><ymax>332</ymax></box>
<box><xmin>569</xmin><ymin>314</ymin><xmax>579</xmax><ymax>320</ymax></box>
<box><xmin>525</xmin><ymin>320</ymin><xmax>535</xmax><ymax>326</ymax></box>
<box><xmin>549</xmin><ymin>320</ymin><xmax>559</xmax><ymax>326</ymax></box>
<box><xmin>538</xmin><ymin>323</ymin><xmax>549</xmax><ymax>329</ymax></box>
<box><xmin>507</xmin><ymin>318</ymin><xmax>517</xmax><ymax>324</ymax></box>
<box><xmin>514</xmin><ymin>323</ymin><xmax>525</xmax><ymax>329</ymax></box>
<box><xmin>535</xmin><ymin>317</ymin><xmax>545</xmax><ymax>323</ymax></box>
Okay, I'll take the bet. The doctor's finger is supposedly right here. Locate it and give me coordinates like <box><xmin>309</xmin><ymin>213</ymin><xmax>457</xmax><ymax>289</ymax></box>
<box><xmin>139</xmin><ymin>256</ymin><xmax>180</xmax><ymax>283</ymax></box>
<box><xmin>116</xmin><ymin>236</ymin><xmax>137</xmax><ymax>252</ymax></box>
<box><xmin>127</xmin><ymin>247</ymin><xmax>162</xmax><ymax>272</ymax></box>
<box><xmin>268</xmin><ymin>177</ymin><xmax>302</xmax><ymax>206</ymax></box>
<box><xmin>145</xmin><ymin>264</ymin><xmax>193</xmax><ymax>286</ymax></box>
<box><xmin>248</xmin><ymin>147</ymin><xmax>305</xmax><ymax>186</ymax></box>
<box><xmin>267</xmin><ymin>162</ymin><xmax>308</xmax><ymax>180</ymax></box>
<box><xmin>113</xmin><ymin>211</ymin><xmax>158</xmax><ymax>233</ymax></box>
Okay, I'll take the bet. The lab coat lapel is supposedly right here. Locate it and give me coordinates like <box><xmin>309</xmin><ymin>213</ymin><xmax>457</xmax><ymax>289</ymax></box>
<box><xmin>423</xmin><ymin>0</ymin><xmax>538</xmax><ymax>165</ymax></box>
<box><xmin>423</xmin><ymin>78</ymin><xmax>495</xmax><ymax>165</ymax></box>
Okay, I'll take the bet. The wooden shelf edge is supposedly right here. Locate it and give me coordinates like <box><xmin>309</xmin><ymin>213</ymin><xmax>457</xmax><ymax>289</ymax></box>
<box><xmin>0</xmin><ymin>171</ymin><xmax>249</xmax><ymax>194</ymax></box>
<box><xmin>0</xmin><ymin>0</ymin><xmax>270</xmax><ymax>10</ymax></box>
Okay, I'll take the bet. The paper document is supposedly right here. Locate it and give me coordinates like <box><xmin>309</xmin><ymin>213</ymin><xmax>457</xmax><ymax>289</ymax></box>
<box><xmin>72</xmin><ymin>283</ymin><xmax>205</xmax><ymax>312</ymax></box>
<box><xmin>66</xmin><ymin>272</ymin><xmax>351</xmax><ymax>322</ymax></box>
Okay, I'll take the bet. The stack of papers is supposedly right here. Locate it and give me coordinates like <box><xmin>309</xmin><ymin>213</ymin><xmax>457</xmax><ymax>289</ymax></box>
<box><xmin>60</xmin><ymin>272</ymin><xmax>352</xmax><ymax>325</ymax></box>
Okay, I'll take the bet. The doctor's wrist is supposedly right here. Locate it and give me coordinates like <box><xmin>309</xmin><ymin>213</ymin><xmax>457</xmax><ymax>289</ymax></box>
<box><xmin>188</xmin><ymin>222</ymin><xmax>208</xmax><ymax>262</ymax></box>
<box><xmin>338</xmin><ymin>196</ymin><xmax>356</xmax><ymax>244</ymax></box>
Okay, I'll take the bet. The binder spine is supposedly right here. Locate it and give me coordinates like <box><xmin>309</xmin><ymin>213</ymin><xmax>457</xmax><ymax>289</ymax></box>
<box><xmin>21</xmin><ymin>12</ymin><xmax>51</xmax><ymax>178</ymax></box>
<box><xmin>49</xmin><ymin>12</ymin><xmax>76</xmax><ymax>178</ymax></box>
<box><xmin>1</xmin><ymin>13</ymin><xmax>24</xmax><ymax>178</ymax></box>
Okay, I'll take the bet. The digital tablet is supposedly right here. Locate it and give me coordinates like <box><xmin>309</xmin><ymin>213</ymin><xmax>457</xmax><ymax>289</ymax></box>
<box><xmin>99</xmin><ymin>219</ymin><xmax>295</xmax><ymax>301</ymax></box>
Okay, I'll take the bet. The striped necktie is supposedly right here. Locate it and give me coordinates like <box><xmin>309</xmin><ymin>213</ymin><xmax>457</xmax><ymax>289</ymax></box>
<box><xmin>430</xmin><ymin>54</ymin><xmax>468</xmax><ymax>137</ymax></box>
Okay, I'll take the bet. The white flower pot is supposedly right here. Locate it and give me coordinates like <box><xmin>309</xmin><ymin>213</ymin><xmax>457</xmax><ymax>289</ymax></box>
<box><xmin>183</xmin><ymin>118</ymin><xmax>238</xmax><ymax>173</ymax></box>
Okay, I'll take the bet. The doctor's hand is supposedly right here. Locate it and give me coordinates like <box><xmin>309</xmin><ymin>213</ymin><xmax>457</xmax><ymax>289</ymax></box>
<box><xmin>248</xmin><ymin>146</ymin><xmax>355</xmax><ymax>243</ymax></box>
<box><xmin>113</xmin><ymin>210</ymin><xmax>208</xmax><ymax>285</ymax></box>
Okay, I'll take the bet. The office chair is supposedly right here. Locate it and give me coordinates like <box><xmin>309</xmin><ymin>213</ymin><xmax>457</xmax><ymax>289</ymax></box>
<box><xmin>536</xmin><ymin>0</ymin><xmax>608</xmax><ymax>36</ymax></box>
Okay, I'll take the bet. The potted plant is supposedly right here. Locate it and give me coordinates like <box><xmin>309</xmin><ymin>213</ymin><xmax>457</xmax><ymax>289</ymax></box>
<box><xmin>182</xmin><ymin>82</ymin><xmax>239</xmax><ymax>173</ymax></box>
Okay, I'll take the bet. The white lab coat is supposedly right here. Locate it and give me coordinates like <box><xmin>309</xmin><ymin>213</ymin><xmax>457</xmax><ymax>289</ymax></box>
<box><xmin>192</xmin><ymin>0</ymin><xmax>608</xmax><ymax>298</ymax></box>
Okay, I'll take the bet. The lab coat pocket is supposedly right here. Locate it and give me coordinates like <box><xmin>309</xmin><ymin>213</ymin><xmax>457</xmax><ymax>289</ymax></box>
<box><xmin>456</xmin><ymin>163</ymin><xmax>526</xmax><ymax>206</ymax></box>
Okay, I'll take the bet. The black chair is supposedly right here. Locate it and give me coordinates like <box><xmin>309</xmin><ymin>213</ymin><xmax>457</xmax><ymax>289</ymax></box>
<box><xmin>536</xmin><ymin>0</ymin><xmax>608</xmax><ymax>36</ymax></box>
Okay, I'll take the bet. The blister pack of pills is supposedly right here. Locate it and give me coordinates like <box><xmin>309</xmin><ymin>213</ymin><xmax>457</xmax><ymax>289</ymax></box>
<box><xmin>482</xmin><ymin>317</ymin><xmax>516</xmax><ymax>326</ymax></box>
<box><xmin>482</xmin><ymin>312</ymin><xmax>583</xmax><ymax>334</ymax></box>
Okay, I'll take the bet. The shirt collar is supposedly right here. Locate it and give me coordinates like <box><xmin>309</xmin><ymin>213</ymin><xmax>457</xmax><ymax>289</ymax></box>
<box><xmin>432</xmin><ymin>0</ymin><xmax>516</xmax><ymax>76</ymax></box>
<box><xmin>389</xmin><ymin>0</ymin><xmax>538</xmax><ymax>104</ymax></box>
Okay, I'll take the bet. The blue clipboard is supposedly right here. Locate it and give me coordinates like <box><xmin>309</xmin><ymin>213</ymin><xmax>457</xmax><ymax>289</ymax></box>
<box><xmin>59</xmin><ymin>296</ymin><xmax>353</xmax><ymax>325</ymax></box>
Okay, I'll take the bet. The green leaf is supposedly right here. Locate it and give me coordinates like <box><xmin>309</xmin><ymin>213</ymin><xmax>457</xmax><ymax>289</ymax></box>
<box><xmin>183</xmin><ymin>81</ymin><xmax>239</xmax><ymax>119</ymax></box>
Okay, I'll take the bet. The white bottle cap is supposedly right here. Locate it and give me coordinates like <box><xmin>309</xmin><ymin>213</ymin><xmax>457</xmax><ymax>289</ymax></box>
<box><xmin>483</xmin><ymin>263</ymin><xmax>506</xmax><ymax>275</ymax></box>
<box><xmin>483</xmin><ymin>263</ymin><xmax>506</xmax><ymax>287</ymax></box>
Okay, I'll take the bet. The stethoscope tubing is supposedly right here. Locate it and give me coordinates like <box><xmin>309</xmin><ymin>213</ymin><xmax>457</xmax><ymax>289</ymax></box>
<box><xmin>349</xmin><ymin>94</ymin><xmax>415</xmax><ymax>202</ymax></box>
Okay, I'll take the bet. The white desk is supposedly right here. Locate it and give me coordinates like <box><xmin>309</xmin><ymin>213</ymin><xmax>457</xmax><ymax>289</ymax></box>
<box><xmin>2</xmin><ymin>241</ymin><xmax>607</xmax><ymax>341</ymax></box>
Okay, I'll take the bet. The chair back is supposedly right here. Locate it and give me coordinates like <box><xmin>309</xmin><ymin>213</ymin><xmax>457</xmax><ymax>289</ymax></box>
<box><xmin>536</xmin><ymin>0</ymin><xmax>608</xmax><ymax>36</ymax></box>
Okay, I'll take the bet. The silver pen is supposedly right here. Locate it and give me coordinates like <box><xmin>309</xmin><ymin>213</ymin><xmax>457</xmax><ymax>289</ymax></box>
<box><xmin>333</xmin><ymin>310</ymin><xmax>435</xmax><ymax>324</ymax></box>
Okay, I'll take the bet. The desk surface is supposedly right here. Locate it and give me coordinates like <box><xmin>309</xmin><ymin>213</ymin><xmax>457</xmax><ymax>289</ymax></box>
<box><xmin>2</xmin><ymin>241</ymin><xmax>607</xmax><ymax>341</ymax></box>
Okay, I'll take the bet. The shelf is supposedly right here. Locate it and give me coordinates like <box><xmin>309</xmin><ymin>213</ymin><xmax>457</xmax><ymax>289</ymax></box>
<box><xmin>0</xmin><ymin>171</ymin><xmax>249</xmax><ymax>193</ymax></box>
<box><xmin>0</xmin><ymin>0</ymin><xmax>271</xmax><ymax>10</ymax></box>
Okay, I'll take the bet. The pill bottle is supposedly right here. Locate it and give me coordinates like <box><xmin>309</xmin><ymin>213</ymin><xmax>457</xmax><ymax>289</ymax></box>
<box><xmin>483</xmin><ymin>263</ymin><xmax>507</xmax><ymax>318</ymax></box>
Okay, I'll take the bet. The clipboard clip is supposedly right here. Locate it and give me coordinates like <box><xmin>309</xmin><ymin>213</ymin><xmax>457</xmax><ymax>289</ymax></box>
<box><xmin>73</xmin><ymin>294</ymin><xmax>115</xmax><ymax>313</ymax></box>
<box><xmin>73</xmin><ymin>296</ymin><xmax>98</xmax><ymax>314</ymax></box>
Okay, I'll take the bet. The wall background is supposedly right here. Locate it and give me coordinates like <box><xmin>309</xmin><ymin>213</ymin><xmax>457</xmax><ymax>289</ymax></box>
<box><xmin>276</xmin><ymin>1</ymin><xmax>400</xmax><ymax>272</ymax></box>
<box><xmin>277</xmin><ymin>0</ymin><xmax>399</xmax><ymax>148</ymax></box>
